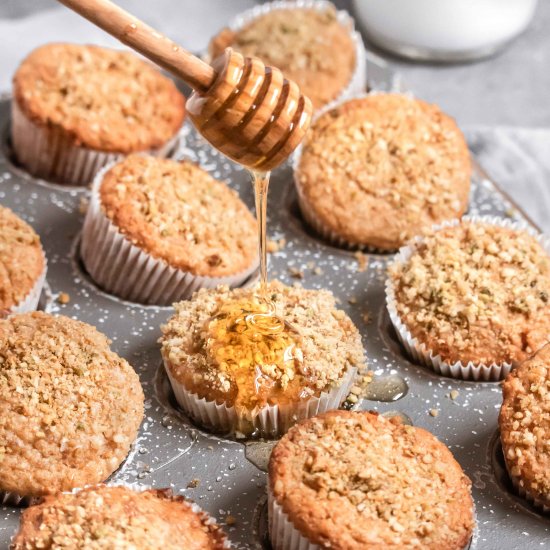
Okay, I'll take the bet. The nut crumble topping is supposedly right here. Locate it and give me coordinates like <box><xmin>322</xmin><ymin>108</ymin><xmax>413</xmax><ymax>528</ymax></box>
<box><xmin>99</xmin><ymin>155</ymin><xmax>258</xmax><ymax>277</ymax></box>
<box><xmin>209</xmin><ymin>7</ymin><xmax>356</xmax><ymax>109</ymax></box>
<box><xmin>270</xmin><ymin>411</ymin><xmax>474</xmax><ymax>549</ymax></box>
<box><xmin>391</xmin><ymin>221</ymin><xmax>550</xmax><ymax>365</ymax></box>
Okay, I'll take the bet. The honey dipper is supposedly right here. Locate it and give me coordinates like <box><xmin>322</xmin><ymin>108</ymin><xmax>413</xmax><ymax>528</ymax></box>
<box><xmin>57</xmin><ymin>0</ymin><xmax>313</xmax><ymax>170</ymax></box>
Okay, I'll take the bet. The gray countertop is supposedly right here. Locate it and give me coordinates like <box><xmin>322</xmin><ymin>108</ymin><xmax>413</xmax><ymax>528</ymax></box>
<box><xmin>0</xmin><ymin>0</ymin><xmax>548</xmax><ymax>229</ymax></box>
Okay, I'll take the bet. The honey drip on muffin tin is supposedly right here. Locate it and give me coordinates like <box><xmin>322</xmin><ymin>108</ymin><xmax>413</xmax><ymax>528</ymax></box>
<box><xmin>205</xmin><ymin>171</ymin><xmax>306</xmax><ymax>424</ymax></box>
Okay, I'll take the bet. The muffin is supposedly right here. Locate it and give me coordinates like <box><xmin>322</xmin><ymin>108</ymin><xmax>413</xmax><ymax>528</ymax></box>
<box><xmin>0</xmin><ymin>312</ymin><xmax>144</xmax><ymax>504</ymax></box>
<box><xmin>294</xmin><ymin>93</ymin><xmax>471</xmax><ymax>251</ymax></box>
<box><xmin>208</xmin><ymin>1</ymin><xmax>366</xmax><ymax>110</ymax></box>
<box><xmin>81</xmin><ymin>155</ymin><xmax>258</xmax><ymax>305</ymax></box>
<box><xmin>387</xmin><ymin>217</ymin><xmax>550</xmax><ymax>380</ymax></box>
<box><xmin>500</xmin><ymin>343</ymin><xmax>550</xmax><ymax>511</ymax></box>
<box><xmin>0</xmin><ymin>205</ymin><xmax>46</xmax><ymax>314</ymax></box>
<box><xmin>11</xmin><ymin>485</ymin><xmax>229</xmax><ymax>549</ymax></box>
<box><xmin>12</xmin><ymin>43</ymin><xmax>186</xmax><ymax>186</ymax></box>
<box><xmin>160</xmin><ymin>281</ymin><xmax>365</xmax><ymax>437</ymax></box>
<box><xmin>268</xmin><ymin>410</ymin><xmax>475</xmax><ymax>550</ymax></box>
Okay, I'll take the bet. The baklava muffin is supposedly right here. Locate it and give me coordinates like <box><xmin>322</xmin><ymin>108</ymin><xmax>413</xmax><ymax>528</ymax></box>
<box><xmin>0</xmin><ymin>312</ymin><xmax>143</xmax><ymax>504</ymax></box>
<box><xmin>12</xmin><ymin>485</ymin><xmax>228</xmax><ymax>549</ymax></box>
<box><xmin>500</xmin><ymin>343</ymin><xmax>550</xmax><ymax>510</ymax></box>
<box><xmin>295</xmin><ymin>93</ymin><xmax>471</xmax><ymax>250</ymax></box>
<box><xmin>12</xmin><ymin>43</ymin><xmax>185</xmax><ymax>186</ymax></box>
<box><xmin>209</xmin><ymin>1</ymin><xmax>365</xmax><ymax>110</ymax></box>
<box><xmin>81</xmin><ymin>155</ymin><xmax>258</xmax><ymax>305</ymax></box>
<box><xmin>160</xmin><ymin>281</ymin><xmax>365</xmax><ymax>437</ymax></box>
<box><xmin>0</xmin><ymin>205</ymin><xmax>46</xmax><ymax>314</ymax></box>
<box><xmin>387</xmin><ymin>217</ymin><xmax>550</xmax><ymax>380</ymax></box>
<box><xmin>268</xmin><ymin>410</ymin><xmax>474</xmax><ymax>550</ymax></box>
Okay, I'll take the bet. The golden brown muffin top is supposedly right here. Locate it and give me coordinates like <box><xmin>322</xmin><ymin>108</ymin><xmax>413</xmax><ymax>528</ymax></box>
<box><xmin>209</xmin><ymin>6</ymin><xmax>356</xmax><ymax>109</ymax></box>
<box><xmin>99</xmin><ymin>155</ymin><xmax>258</xmax><ymax>278</ymax></box>
<box><xmin>0</xmin><ymin>206</ymin><xmax>44</xmax><ymax>311</ymax></box>
<box><xmin>13</xmin><ymin>43</ymin><xmax>185</xmax><ymax>153</ymax></box>
<box><xmin>12</xmin><ymin>485</ymin><xmax>228</xmax><ymax>550</ymax></box>
<box><xmin>390</xmin><ymin>221</ymin><xmax>550</xmax><ymax>366</ymax></box>
<box><xmin>500</xmin><ymin>343</ymin><xmax>550</xmax><ymax>507</ymax></box>
<box><xmin>160</xmin><ymin>282</ymin><xmax>365</xmax><ymax>409</ymax></box>
<box><xmin>0</xmin><ymin>312</ymin><xmax>144</xmax><ymax>497</ymax></box>
<box><xmin>296</xmin><ymin>94</ymin><xmax>471</xmax><ymax>250</ymax></box>
<box><xmin>269</xmin><ymin>410</ymin><xmax>474</xmax><ymax>550</ymax></box>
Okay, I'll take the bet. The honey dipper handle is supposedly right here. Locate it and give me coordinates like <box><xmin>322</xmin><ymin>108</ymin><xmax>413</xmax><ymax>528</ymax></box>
<box><xmin>57</xmin><ymin>0</ymin><xmax>216</xmax><ymax>92</ymax></box>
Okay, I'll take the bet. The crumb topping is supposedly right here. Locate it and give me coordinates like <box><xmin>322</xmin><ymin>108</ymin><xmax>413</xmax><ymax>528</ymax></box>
<box><xmin>209</xmin><ymin>7</ymin><xmax>356</xmax><ymax>109</ymax></box>
<box><xmin>0</xmin><ymin>312</ymin><xmax>143</xmax><ymax>497</ymax></box>
<box><xmin>99</xmin><ymin>155</ymin><xmax>258</xmax><ymax>277</ymax></box>
<box><xmin>13</xmin><ymin>43</ymin><xmax>185</xmax><ymax>153</ymax></box>
<box><xmin>500</xmin><ymin>344</ymin><xmax>550</xmax><ymax>506</ymax></box>
<box><xmin>160</xmin><ymin>282</ymin><xmax>365</xmax><ymax>408</ymax></box>
<box><xmin>270</xmin><ymin>411</ymin><xmax>474</xmax><ymax>549</ymax></box>
<box><xmin>391</xmin><ymin>221</ymin><xmax>550</xmax><ymax>365</ymax></box>
<box><xmin>0</xmin><ymin>206</ymin><xmax>44</xmax><ymax>311</ymax></box>
<box><xmin>297</xmin><ymin>94</ymin><xmax>470</xmax><ymax>250</ymax></box>
<box><xmin>12</xmin><ymin>485</ymin><xmax>227</xmax><ymax>550</ymax></box>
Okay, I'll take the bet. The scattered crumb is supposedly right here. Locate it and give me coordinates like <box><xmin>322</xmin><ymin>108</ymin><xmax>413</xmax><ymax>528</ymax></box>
<box><xmin>429</xmin><ymin>408</ymin><xmax>439</xmax><ymax>417</ymax></box>
<box><xmin>449</xmin><ymin>390</ymin><xmax>459</xmax><ymax>401</ymax></box>
<box><xmin>362</xmin><ymin>311</ymin><xmax>371</xmax><ymax>324</ymax></box>
<box><xmin>348</xmin><ymin>296</ymin><xmax>357</xmax><ymax>305</ymax></box>
<box><xmin>504</xmin><ymin>207</ymin><xmax>517</xmax><ymax>218</ymax></box>
<box><xmin>267</xmin><ymin>238</ymin><xmax>286</xmax><ymax>253</ymax></box>
<box><xmin>306</xmin><ymin>261</ymin><xmax>315</xmax><ymax>269</ymax></box>
<box><xmin>78</xmin><ymin>197</ymin><xmax>89</xmax><ymax>215</ymax></box>
<box><xmin>187</xmin><ymin>478</ymin><xmax>200</xmax><ymax>489</ymax></box>
<box><xmin>57</xmin><ymin>292</ymin><xmax>70</xmax><ymax>305</ymax></box>
<box><xmin>225</xmin><ymin>515</ymin><xmax>236</xmax><ymax>526</ymax></box>
<box><xmin>354</xmin><ymin>251</ymin><xmax>368</xmax><ymax>272</ymax></box>
<box><xmin>288</xmin><ymin>267</ymin><xmax>304</xmax><ymax>279</ymax></box>
<box><xmin>313</xmin><ymin>266</ymin><xmax>324</xmax><ymax>276</ymax></box>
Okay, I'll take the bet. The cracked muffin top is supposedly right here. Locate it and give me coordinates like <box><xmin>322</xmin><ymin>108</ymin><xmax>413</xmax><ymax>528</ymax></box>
<box><xmin>0</xmin><ymin>312</ymin><xmax>143</xmax><ymax>497</ymax></box>
<box><xmin>209</xmin><ymin>5</ymin><xmax>356</xmax><ymax>109</ymax></box>
<box><xmin>12</xmin><ymin>485</ymin><xmax>228</xmax><ymax>550</ymax></box>
<box><xmin>296</xmin><ymin>94</ymin><xmax>470</xmax><ymax>250</ymax></box>
<box><xmin>269</xmin><ymin>410</ymin><xmax>474</xmax><ymax>549</ymax></box>
<box><xmin>0</xmin><ymin>206</ymin><xmax>44</xmax><ymax>311</ymax></box>
<box><xmin>390</xmin><ymin>220</ymin><xmax>550</xmax><ymax>366</ymax></box>
<box><xmin>13</xmin><ymin>43</ymin><xmax>185</xmax><ymax>153</ymax></box>
<box><xmin>98</xmin><ymin>155</ymin><xmax>258</xmax><ymax>278</ymax></box>
<box><xmin>500</xmin><ymin>343</ymin><xmax>550</xmax><ymax>508</ymax></box>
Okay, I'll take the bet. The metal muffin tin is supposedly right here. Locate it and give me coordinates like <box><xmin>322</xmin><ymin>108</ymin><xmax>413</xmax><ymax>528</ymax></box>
<box><xmin>0</xmin><ymin>53</ymin><xmax>548</xmax><ymax>549</ymax></box>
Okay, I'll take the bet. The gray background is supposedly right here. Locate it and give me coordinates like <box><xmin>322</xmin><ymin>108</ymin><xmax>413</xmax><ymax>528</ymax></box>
<box><xmin>0</xmin><ymin>0</ymin><xmax>549</xmax><ymax>228</ymax></box>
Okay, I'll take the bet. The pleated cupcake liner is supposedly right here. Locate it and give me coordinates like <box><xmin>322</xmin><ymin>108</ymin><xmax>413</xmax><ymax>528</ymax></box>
<box><xmin>219</xmin><ymin>0</ymin><xmax>367</xmax><ymax>109</ymax></box>
<box><xmin>0</xmin><ymin>491</ymin><xmax>34</xmax><ymax>507</ymax></box>
<box><xmin>386</xmin><ymin>215</ymin><xmax>550</xmax><ymax>381</ymax></box>
<box><xmin>10</xmin><ymin>100</ymin><xmax>181</xmax><ymax>187</ymax></box>
<box><xmin>9</xmin><ymin>251</ymin><xmax>47</xmax><ymax>315</ymax></box>
<box><xmin>268</xmin><ymin>487</ymin><xmax>475</xmax><ymax>550</ymax></box>
<box><xmin>80</xmin><ymin>163</ymin><xmax>259</xmax><ymax>306</ymax></box>
<box><xmin>164</xmin><ymin>358</ymin><xmax>357</xmax><ymax>438</ymax></box>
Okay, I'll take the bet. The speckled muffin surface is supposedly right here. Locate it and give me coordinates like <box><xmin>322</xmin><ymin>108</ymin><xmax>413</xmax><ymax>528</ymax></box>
<box><xmin>0</xmin><ymin>206</ymin><xmax>44</xmax><ymax>311</ymax></box>
<box><xmin>11</xmin><ymin>485</ymin><xmax>228</xmax><ymax>550</ymax></box>
<box><xmin>160</xmin><ymin>282</ymin><xmax>365</xmax><ymax>408</ymax></box>
<box><xmin>500</xmin><ymin>344</ymin><xmax>550</xmax><ymax>508</ymax></box>
<box><xmin>269</xmin><ymin>410</ymin><xmax>474</xmax><ymax>549</ymax></box>
<box><xmin>209</xmin><ymin>6</ymin><xmax>356</xmax><ymax>109</ymax></box>
<box><xmin>99</xmin><ymin>155</ymin><xmax>258</xmax><ymax>278</ymax></box>
<box><xmin>390</xmin><ymin>221</ymin><xmax>550</xmax><ymax>366</ymax></box>
<box><xmin>0</xmin><ymin>312</ymin><xmax>144</xmax><ymax>498</ymax></box>
<box><xmin>13</xmin><ymin>43</ymin><xmax>185</xmax><ymax>153</ymax></box>
<box><xmin>296</xmin><ymin>94</ymin><xmax>471</xmax><ymax>250</ymax></box>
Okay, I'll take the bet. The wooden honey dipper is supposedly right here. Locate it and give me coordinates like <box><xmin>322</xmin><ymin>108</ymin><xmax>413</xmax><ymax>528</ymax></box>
<box><xmin>57</xmin><ymin>0</ymin><xmax>313</xmax><ymax>171</ymax></box>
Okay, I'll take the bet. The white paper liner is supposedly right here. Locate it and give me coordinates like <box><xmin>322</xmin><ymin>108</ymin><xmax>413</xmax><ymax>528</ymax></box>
<box><xmin>164</xmin><ymin>359</ymin><xmax>357</xmax><ymax>438</ymax></box>
<box><xmin>9</xmin><ymin>251</ymin><xmax>47</xmax><ymax>314</ymax></box>
<box><xmin>215</xmin><ymin>0</ymin><xmax>367</xmax><ymax>110</ymax></box>
<box><xmin>386</xmin><ymin>215</ymin><xmax>550</xmax><ymax>381</ymax></box>
<box><xmin>11</xmin><ymin>100</ymin><xmax>181</xmax><ymax>187</ymax></box>
<box><xmin>292</xmin><ymin>91</ymin><xmax>467</xmax><ymax>253</ymax></box>
<box><xmin>80</xmin><ymin>163</ymin><xmax>259</xmax><ymax>306</ymax></box>
<box><xmin>268</xmin><ymin>487</ymin><xmax>475</xmax><ymax>550</ymax></box>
